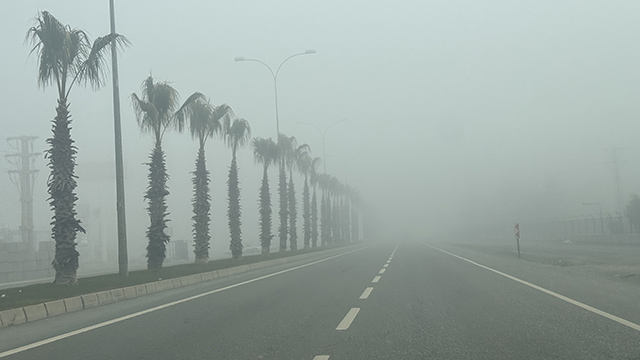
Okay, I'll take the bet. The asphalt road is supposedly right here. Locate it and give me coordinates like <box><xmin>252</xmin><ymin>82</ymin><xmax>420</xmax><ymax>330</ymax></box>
<box><xmin>1</xmin><ymin>242</ymin><xmax>640</xmax><ymax>359</ymax></box>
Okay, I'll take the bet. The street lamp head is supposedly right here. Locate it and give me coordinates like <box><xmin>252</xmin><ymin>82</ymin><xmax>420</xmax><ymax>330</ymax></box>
<box><xmin>234</xmin><ymin>56</ymin><xmax>245</xmax><ymax>61</ymax></box>
<box><xmin>305</xmin><ymin>49</ymin><xmax>316</xmax><ymax>54</ymax></box>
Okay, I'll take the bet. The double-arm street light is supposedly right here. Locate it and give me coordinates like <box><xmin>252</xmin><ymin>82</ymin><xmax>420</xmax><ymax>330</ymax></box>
<box><xmin>296</xmin><ymin>119</ymin><xmax>347</xmax><ymax>173</ymax></box>
<box><xmin>234</xmin><ymin>50</ymin><xmax>316</xmax><ymax>138</ymax></box>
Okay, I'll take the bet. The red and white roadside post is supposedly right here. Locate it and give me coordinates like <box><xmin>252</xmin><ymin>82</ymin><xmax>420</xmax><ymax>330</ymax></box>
<box><xmin>515</xmin><ymin>223</ymin><xmax>521</xmax><ymax>258</ymax></box>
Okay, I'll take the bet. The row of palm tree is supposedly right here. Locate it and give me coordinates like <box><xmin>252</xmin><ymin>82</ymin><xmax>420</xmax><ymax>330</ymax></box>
<box><xmin>27</xmin><ymin>11</ymin><xmax>362</xmax><ymax>283</ymax></box>
<box><xmin>252</xmin><ymin>135</ymin><xmax>362</xmax><ymax>255</ymax></box>
<box><xmin>131</xmin><ymin>76</ymin><xmax>252</xmax><ymax>268</ymax></box>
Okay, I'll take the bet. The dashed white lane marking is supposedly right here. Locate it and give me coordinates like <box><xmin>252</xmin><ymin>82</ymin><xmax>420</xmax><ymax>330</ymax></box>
<box><xmin>0</xmin><ymin>247</ymin><xmax>370</xmax><ymax>358</ymax></box>
<box><xmin>336</xmin><ymin>308</ymin><xmax>360</xmax><ymax>330</ymax></box>
<box><xmin>383</xmin><ymin>264</ymin><xmax>388</xmax><ymax>268</ymax></box>
<box><xmin>359</xmin><ymin>287</ymin><xmax>374</xmax><ymax>299</ymax></box>
<box><xmin>372</xmin><ymin>276</ymin><xmax>381</xmax><ymax>283</ymax></box>
<box><xmin>313</xmin><ymin>356</ymin><xmax>330</xmax><ymax>360</ymax></box>
<box><xmin>424</xmin><ymin>243</ymin><xmax>640</xmax><ymax>333</ymax></box>
<box><xmin>379</xmin><ymin>268</ymin><xmax>386</xmax><ymax>274</ymax></box>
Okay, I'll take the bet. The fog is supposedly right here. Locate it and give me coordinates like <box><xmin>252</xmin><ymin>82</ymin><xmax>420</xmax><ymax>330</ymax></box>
<box><xmin>2</xmin><ymin>1</ymin><xmax>640</xmax><ymax>261</ymax></box>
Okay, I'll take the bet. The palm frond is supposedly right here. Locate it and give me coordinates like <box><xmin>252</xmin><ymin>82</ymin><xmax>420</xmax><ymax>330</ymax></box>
<box><xmin>79</xmin><ymin>33</ymin><xmax>130</xmax><ymax>90</ymax></box>
<box><xmin>131</xmin><ymin>93</ymin><xmax>159</xmax><ymax>135</ymax></box>
<box><xmin>25</xmin><ymin>11</ymin><xmax>90</xmax><ymax>94</ymax></box>
<box><xmin>253</xmin><ymin>137</ymin><xmax>278</xmax><ymax>168</ymax></box>
<box><xmin>174</xmin><ymin>91</ymin><xmax>205</xmax><ymax>132</ymax></box>
<box><xmin>225</xmin><ymin>118</ymin><xmax>252</xmax><ymax>153</ymax></box>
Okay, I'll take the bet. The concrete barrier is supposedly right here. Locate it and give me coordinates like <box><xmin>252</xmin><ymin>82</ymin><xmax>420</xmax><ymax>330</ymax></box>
<box><xmin>44</xmin><ymin>300</ymin><xmax>66</xmax><ymax>317</ymax></box>
<box><xmin>161</xmin><ymin>279</ymin><xmax>174</xmax><ymax>290</ymax></box>
<box><xmin>217</xmin><ymin>269</ymin><xmax>229</xmax><ymax>277</ymax></box>
<box><xmin>179</xmin><ymin>276</ymin><xmax>191</xmax><ymax>287</ymax></box>
<box><xmin>97</xmin><ymin>291</ymin><xmax>114</xmax><ymax>305</ymax></box>
<box><xmin>23</xmin><ymin>304</ymin><xmax>48</xmax><ymax>322</ymax></box>
<box><xmin>145</xmin><ymin>282</ymin><xmax>157</xmax><ymax>294</ymax></box>
<box><xmin>81</xmin><ymin>293</ymin><xmax>99</xmax><ymax>309</ymax></box>
<box><xmin>63</xmin><ymin>297</ymin><xmax>83</xmax><ymax>312</ymax></box>
<box><xmin>0</xmin><ymin>308</ymin><xmax>26</xmax><ymax>327</ymax></box>
<box><xmin>172</xmin><ymin>278</ymin><xmax>182</xmax><ymax>288</ymax></box>
<box><xmin>134</xmin><ymin>284</ymin><xmax>147</xmax><ymax>297</ymax></box>
<box><xmin>110</xmin><ymin>288</ymin><xmax>125</xmax><ymax>302</ymax></box>
<box><xmin>202</xmin><ymin>272</ymin><xmax>213</xmax><ymax>281</ymax></box>
<box><xmin>123</xmin><ymin>286</ymin><xmax>137</xmax><ymax>299</ymax></box>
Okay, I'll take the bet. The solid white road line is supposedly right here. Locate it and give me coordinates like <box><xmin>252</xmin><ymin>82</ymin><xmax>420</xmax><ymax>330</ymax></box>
<box><xmin>372</xmin><ymin>276</ymin><xmax>381</xmax><ymax>283</ymax></box>
<box><xmin>0</xmin><ymin>246</ymin><xmax>370</xmax><ymax>358</ymax></box>
<box><xmin>359</xmin><ymin>287</ymin><xmax>374</xmax><ymax>299</ymax></box>
<box><xmin>336</xmin><ymin>308</ymin><xmax>360</xmax><ymax>330</ymax></box>
<box><xmin>379</xmin><ymin>268</ymin><xmax>386</xmax><ymax>274</ymax></box>
<box><xmin>424</xmin><ymin>243</ymin><xmax>640</xmax><ymax>333</ymax></box>
<box><xmin>313</xmin><ymin>356</ymin><xmax>330</xmax><ymax>360</ymax></box>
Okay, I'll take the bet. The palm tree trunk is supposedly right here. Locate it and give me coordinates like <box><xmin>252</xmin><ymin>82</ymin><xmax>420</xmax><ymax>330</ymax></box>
<box><xmin>278</xmin><ymin>162</ymin><xmax>288</xmax><ymax>251</ymax></box>
<box><xmin>302</xmin><ymin>175</ymin><xmax>310</xmax><ymax>248</ymax></box>
<box><xmin>259</xmin><ymin>165</ymin><xmax>272</xmax><ymax>254</ymax></box>
<box><xmin>228</xmin><ymin>153</ymin><xmax>243</xmax><ymax>259</ymax></box>
<box><xmin>288</xmin><ymin>175</ymin><xmax>297</xmax><ymax>251</ymax></box>
<box><xmin>321</xmin><ymin>192</ymin><xmax>329</xmax><ymax>245</ymax></box>
<box><xmin>311</xmin><ymin>185</ymin><xmax>318</xmax><ymax>248</ymax></box>
<box><xmin>145</xmin><ymin>142</ymin><xmax>170</xmax><ymax>270</ymax></box>
<box><xmin>332</xmin><ymin>199</ymin><xmax>340</xmax><ymax>242</ymax></box>
<box><xmin>192</xmin><ymin>146</ymin><xmax>211</xmax><ymax>264</ymax></box>
<box><xmin>48</xmin><ymin>98</ymin><xmax>84</xmax><ymax>285</ymax></box>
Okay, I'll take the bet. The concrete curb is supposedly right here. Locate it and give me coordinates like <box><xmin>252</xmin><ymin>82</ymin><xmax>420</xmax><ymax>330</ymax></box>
<box><xmin>0</xmin><ymin>244</ymin><xmax>363</xmax><ymax>329</ymax></box>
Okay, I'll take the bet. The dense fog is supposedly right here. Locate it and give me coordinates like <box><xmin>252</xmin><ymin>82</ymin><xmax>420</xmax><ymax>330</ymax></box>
<box><xmin>2</xmin><ymin>1</ymin><xmax>640</xmax><ymax>261</ymax></box>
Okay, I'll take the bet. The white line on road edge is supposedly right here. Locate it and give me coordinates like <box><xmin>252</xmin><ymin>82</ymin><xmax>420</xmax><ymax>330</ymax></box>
<box><xmin>424</xmin><ymin>243</ymin><xmax>640</xmax><ymax>333</ymax></box>
<box><xmin>359</xmin><ymin>287</ymin><xmax>374</xmax><ymax>299</ymax></box>
<box><xmin>0</xmin><ymin>246</ymin><xmax>370</xmax><ymax>358</ymax></box>
<box><xmin>336</xmin><ymin>308</ymin><xmax>360</xmax><ymax>330</ymax></box>
<box><xmin>313</xmin><ymin>356</ymin><xmax>330</xmax><ymax>360</ymax></box>
<box><xmin>372</xmin><ymin>276</ymin><xmax>381</xmax><ymax>283</ymax></box>
<box><xmin>379</xmin><ymin>268</ymin><xmax>386</xmax><ymax>274</ymax></box>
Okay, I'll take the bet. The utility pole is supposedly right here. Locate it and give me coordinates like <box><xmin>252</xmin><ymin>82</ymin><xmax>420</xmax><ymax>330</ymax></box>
<box><xmin>5</xmin><ymin>136</ymin><xmax>39</xmax><ymax>250</ymax></box>
<box><xmin>110</xmin><ymin>0</ymin><xmax>128</xmax><ymax>276</ymax></box>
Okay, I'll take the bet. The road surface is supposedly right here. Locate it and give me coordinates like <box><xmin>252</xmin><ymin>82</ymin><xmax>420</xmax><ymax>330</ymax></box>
<box><xmin>1</xmin><ymin>242</ymin><xmax>640</xmax><ymax>359</ymax></box>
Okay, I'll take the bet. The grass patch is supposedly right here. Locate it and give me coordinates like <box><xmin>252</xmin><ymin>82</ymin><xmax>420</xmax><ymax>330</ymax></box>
<box><xmin>0</xmin><ymin>243</ymin><xmax>353</xmax><ymax>311</ymax></box>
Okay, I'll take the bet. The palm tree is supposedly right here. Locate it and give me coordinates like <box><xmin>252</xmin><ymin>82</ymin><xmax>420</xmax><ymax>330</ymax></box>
<box><xmin>26</xmin><ymin>11</ymin><xmax>128</xmax><ymax>284</ymax></box>
<box><xmin>224</xmin><ymin>117</ymin><xmax>251</xmax><ymax>259</ymax></box>
<box><xmin>277</xmin><ymin>134</ymin><xmax>294</xmax><ymax>251</ymax></box>
<box><xmin>176</xmin><ymin>98</ymin><xmax>233</xmax><ymax>263</ymax></box>
<box><xmin>132</xmin><ymin>76</ymin><xmax>201</xmax><ymax>270</ymax></box>
<box><xmin>317</xmin><ymin>173</ymin><xmax>330</xmax><ymax>246</ymax></box>
<box><xmin>253</xmin><ymin>137</ymin><xmax>279</xmax><ymax>255</ymax></box>
<box><xmin>329</xmin><ymin>176</ymin><xmax>342</xmax><ymax>242</ymax></box>
<box><xmin>297</xmin><ymin>153</ymin><xmax>313</xmax><ymax>248</ymax></box>
<box><xmin>309</xmin><ymin>157</ymin><xmax>322</xmax><ymax>247</ymax></box>
<box><xmin>287</xmin><ymin>143</ymin><xmax>310</xmax><ymax>251</ymax></box>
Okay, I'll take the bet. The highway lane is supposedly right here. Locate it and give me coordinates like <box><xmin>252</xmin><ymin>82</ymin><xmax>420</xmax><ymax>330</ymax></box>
<box><xmin>2</xmin><ymin>242</ymin><xmax>640</xmax><ymax>359</ymax></box>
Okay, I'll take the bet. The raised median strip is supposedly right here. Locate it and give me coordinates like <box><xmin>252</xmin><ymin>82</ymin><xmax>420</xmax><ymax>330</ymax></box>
<box><xmin>0</xmin><ymin>244</ymin><xmax>364</xmax><ymax>329</ymax></box>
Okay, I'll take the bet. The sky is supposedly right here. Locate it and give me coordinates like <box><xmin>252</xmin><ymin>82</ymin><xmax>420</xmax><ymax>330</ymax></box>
<box><xmin>2</xmin><ymin>1</ymin><xmax>640</xmax><ymax>260</ymax></box>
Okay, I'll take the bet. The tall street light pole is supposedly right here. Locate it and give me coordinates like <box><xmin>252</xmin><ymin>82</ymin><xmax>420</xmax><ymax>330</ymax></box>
<box><xmin>234</xmin><ymin>50</ymin><xmax>316</xmax><ymax>138</ymax></box>
<box><xmin>109</xmin><ymin>0</ymin><xmax>128</xmax><ymax>276</ymax></box>
<box><xmin>296</xmin><ymin>119</ymin><xmax>347</xmax><ymax>173</ymax></box>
